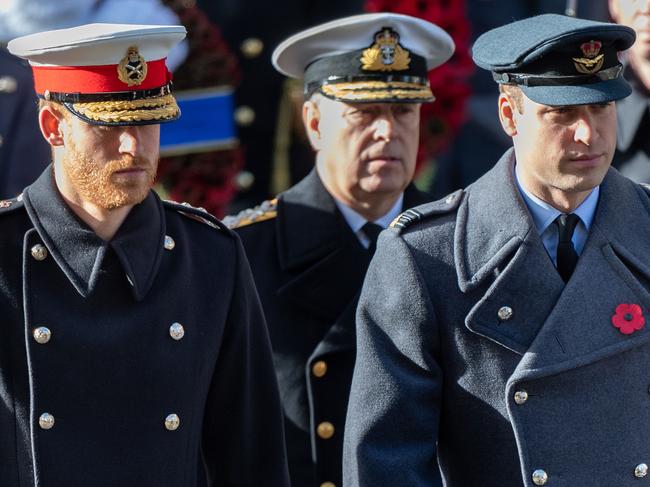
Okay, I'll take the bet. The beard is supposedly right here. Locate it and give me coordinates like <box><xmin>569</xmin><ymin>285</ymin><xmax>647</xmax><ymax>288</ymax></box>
<box><xmin>61</xmin><ymin>135</ymin><xmax>157</xmax><ymax>210</ymax></box>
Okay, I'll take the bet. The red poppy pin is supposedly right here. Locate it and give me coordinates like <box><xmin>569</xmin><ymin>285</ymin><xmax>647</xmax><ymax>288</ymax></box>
<box><xmin>611</xmin><ymin>304</ymin><xmax>645</xmax><ymax>335</ymax></box>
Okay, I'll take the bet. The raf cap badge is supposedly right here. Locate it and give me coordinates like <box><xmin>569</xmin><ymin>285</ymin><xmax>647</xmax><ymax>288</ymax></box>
<box><xmin>573</xmin><ymin>40</ymin><xmax>604</xmax><ymax>75</ymax></box>
<box><xmin>118</xmin><ymin>46</ymin><xmax>148</xmax><ymax>86</ymax></box>
<box><xmin>361</xmin><ymin>27</ymin><xmax>411</xmax><ymax>72</ymax></box>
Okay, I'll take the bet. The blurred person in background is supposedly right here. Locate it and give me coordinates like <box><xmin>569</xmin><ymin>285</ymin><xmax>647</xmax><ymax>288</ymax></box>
<box><xmin>609</xmin><ymin>0</ymin><xmax>650</xmax><ymax>182</ymax></box>
<box><xmin>0</xmin><ymin>45</ymin><xmax>50</xmax><ymax>199</ymax></box>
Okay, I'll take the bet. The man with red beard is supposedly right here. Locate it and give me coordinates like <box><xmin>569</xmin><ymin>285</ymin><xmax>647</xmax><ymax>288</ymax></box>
<box><xmin>1</xmin><ymin>24</ymin><xmax>289</xmax><ymax>487</ymax></box>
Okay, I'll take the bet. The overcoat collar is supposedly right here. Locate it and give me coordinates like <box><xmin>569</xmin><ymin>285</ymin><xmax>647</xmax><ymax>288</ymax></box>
<box><xmin>276</xmin><ymin>168</ymin><xmax>350</xmax><ymax>271</ymax></box>
<box><xmin>275</xmin><ymin>168</ymin><xmax>429</xmax><ymax>321</ymax></box>
<box><xmin>510</xmin><ymin>166</ymin><xmax>650</xmax><ymax>379</ymax></box>
<box><xmin>459</xmin><ymin>149</ymin><xmax>650</xmax><ymax>372</ymax></box>
<box><xmin>23</xmin><ymin>167</ymin><xmax>166</xmax><ymax>300</ymax></box>
<box><xmin>276</xmin><ymin>168</ymin><xmax>428</xmax><ymax>270</ymax></box>
<box><xmin>455</xmin><ymin>148</ymin><xmax>535</xmax><ymax>293</ymax></box>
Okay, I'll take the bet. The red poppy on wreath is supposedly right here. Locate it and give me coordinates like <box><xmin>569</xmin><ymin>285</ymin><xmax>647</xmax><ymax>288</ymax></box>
<box><xmin>611</xmin><ymin>303</ymin><xmax>645</xmax><ymax>335</ymax></box>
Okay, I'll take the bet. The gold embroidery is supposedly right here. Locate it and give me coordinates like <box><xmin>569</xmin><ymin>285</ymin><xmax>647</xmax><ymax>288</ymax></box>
<box><xmin>361</xmin><ymin>28</ymin><xmax>411</xmax><ymax>72</ymax></box>
<box><xmin>117</xmin><ymin>46</ymin><xmax>148</xmax><ymax>86</ymax></box>
<box><xmin>321</xmin><ymin>82</ymin><xmax>433</xmax><ymax>101</ymax></box>
<box><xmin>73</xmin><ymin>94</ymin><xmax>179</xmax><ymax>123</ymax></box>
<box><xmin>573</xmin><ymin>40</ymin><xmax>604</xmax><ymax>74</ymax></box>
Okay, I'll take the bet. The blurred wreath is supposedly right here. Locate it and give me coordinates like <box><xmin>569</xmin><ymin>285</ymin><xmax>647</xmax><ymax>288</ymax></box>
<box><xmin>156</xmin><ymin>0</ymin><xmax>242</xmax><ymax>217</ymax></box>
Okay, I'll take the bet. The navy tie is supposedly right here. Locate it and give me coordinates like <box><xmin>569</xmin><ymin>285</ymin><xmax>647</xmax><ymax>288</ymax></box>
<box><xmin>362</xmin><ymin>222</ymin><xmax>383</xmax><ymax>255</ymax></box>
<box><xmin>555</xmin><ymin>213</ymin><xmax>580</xmax><ymax>283</ymax></box>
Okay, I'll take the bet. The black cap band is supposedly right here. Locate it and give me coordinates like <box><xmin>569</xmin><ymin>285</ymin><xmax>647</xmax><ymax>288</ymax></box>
<box><xmin>39</xmin><ymin>83</ymin><xmax>173</xmax><ymax>104</ymax></box>
<box><xmin>304</xmin><ymin>48</ymin><xmax>428</xmax><ymax>96</ymax></box>
<box><xmin>493</xmin><ymin>64</ymin><xmax>623</xmax><ymax>87</ymax></box>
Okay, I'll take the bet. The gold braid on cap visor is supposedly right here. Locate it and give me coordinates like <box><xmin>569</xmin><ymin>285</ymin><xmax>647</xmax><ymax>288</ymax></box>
<box><xmin>320</xmin><ymin>80</ymin><xmax>434</xmax><ymax>101</ymax></box>
<box><xmin>71</xmin><ymin>93</ymin><xmax>180</xmax><ymax>123</ymax></box>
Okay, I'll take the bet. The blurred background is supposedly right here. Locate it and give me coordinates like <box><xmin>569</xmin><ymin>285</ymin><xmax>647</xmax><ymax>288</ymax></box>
<box><xmin>0</xmin><ymin>0</ymin><xmax>621</xmax><ymax>216</ymax></box>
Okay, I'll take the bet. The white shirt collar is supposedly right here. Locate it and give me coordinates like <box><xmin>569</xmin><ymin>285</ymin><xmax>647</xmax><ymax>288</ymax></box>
<box><xmin>334</xmin><ymin>194</ymin><xmax>404</xmax><ymax>247</ymax></box>
<box><xmin>515</xmin><ymin>163</ymin><xmax>599</xmax><ymax>234</ymax></box>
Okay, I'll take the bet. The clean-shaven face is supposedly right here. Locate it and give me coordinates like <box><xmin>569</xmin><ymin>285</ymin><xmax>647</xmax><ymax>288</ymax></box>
<box><xmin>512</xmin><ymin>95</ymin><xmax>618</xmax><ymax>198</ymax></box>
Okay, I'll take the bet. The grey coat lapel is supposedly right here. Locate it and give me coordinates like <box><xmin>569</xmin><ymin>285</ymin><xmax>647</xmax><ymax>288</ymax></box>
<box><xmin>460</xmin><ymin>148</ymin><xmax>565</xmax><ymax>354</ymax></box>
<box><xmin>510</xmin><ymin>168</ymin><xmax>650</xmax><ymax>383</ymax></box>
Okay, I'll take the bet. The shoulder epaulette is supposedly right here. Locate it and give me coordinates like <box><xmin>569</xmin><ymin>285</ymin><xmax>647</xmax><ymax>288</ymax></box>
<box><xmin>163</xmin><ymin>200</ymin><xmax>226</xmax><ymax>231</ymax></box>
<box><xmin>389</xmin><ymin>189</ymin><xmax>463</xmax><ymax>233</ymax></box>
<box><xmin>223</xmin><ymin>198</ymin><xmax>278</xmax><ymax>229</ymax></box>
<box><xmin>0</xmin><ymin>193</ymin><xmax>25</xmax><ymax>215</ymax></box>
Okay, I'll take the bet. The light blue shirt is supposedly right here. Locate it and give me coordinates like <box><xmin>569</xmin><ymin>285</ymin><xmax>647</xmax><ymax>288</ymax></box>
<box><xmin>335</xmin><ymin>194</ymin><xmax>404</xmax><ymax>249</ymax></box>
<box><xmin>515</xmin><ymin>165</ymin><xmax>599</xmax><ymax>266</ymax></box>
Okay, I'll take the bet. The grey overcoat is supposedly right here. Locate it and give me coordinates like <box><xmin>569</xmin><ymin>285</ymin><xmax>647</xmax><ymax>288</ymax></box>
<box><xmin>344</xmin><ymin>148</ymin><xmax>650</xmax><ymax>486</ymax></box>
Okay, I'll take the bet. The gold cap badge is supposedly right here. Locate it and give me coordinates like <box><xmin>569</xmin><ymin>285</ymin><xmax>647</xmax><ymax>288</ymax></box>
<box><xmin>361</xmin><ymin>28</ymin><xmax>411</xmax><ymax>72</ymax></box>
<box><xmin>117</xmin><ymin>46</ymin><xmax>148</xmax><ymax>86</ymax></box>
<box><xmin>572</xmin><ymin>40</ymin><xmax>604</xmax><ymax>74</ymax></box>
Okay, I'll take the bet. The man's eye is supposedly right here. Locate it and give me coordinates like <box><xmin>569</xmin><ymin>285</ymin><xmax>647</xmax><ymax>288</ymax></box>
<box><xmin>393</xmin><ymin>106</ymin><xmax>416</xmax><ymax>116</ymax></box>
<box><xmin>346</xmin><ymin>109</ymin><xmax>373</xmax><ymax>120</ymax></box>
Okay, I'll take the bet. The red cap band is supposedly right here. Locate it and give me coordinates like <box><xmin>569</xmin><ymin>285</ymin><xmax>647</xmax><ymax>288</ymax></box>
<box><xmin>32</xmin><ymin>58</ymin><xmax>169</xmax><ymax>94</ymax></box>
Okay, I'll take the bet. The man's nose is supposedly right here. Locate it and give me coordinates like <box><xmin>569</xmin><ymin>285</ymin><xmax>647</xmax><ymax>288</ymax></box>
<box><xmin>118</xmin><ymin>129</ymin><xmax>142</xmax><ymax>156</ymax></box>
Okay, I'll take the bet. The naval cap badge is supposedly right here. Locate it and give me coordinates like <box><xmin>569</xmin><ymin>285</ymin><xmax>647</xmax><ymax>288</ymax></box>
<box><xmin>361</xmin><ymin>27</ymin><xmax>411</xmax><ymax>72</ymax></box>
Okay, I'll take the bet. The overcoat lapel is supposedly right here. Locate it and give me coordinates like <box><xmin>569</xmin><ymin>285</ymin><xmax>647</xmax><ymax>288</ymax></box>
<box><xmin>510</xmin><ymin>169</ymin><xmax>650</xmax><ymax>382</ymax></box>
<box><xmin>307</xmin><ymin>181</ymin><xmax>432</xmax><ymax>356</ymax></box>
<box><xmin>460</xmin><ymin>149</ymin><xmax>566</xmax><ymax>354</ymax></box>
<box><xmin>275</xmin><ymin>168</ymin><xmax>431</xmax><ymax>325</ymax></box>
<box><xmin>275</xmin><ymin>169</ymin><xmax>370</xmax><ymax>321</ymax></box>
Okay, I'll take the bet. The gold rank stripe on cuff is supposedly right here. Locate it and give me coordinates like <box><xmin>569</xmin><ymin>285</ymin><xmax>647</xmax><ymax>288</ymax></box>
<box><xmin>223</xmin><ymin>199</ymin><xmax>278</xmax><ymax>229</ymax></box>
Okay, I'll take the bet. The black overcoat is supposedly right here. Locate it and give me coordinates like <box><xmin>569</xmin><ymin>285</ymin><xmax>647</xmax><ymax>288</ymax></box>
<box><xmin>230</xmin><ymin>169</ymin><xmax>431</xmax><ymax>486</ymax></box>
<box><xmin>0</xmin><ymin>168</ymin><xmax>290</xmax><ymax>487</ymax></box>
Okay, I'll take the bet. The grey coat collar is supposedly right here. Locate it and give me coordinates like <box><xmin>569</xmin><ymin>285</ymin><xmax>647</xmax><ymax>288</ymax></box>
<box><xmin>508</xmin><ymin>168</ymin><xmax>650</xmax><ymax>381</ymax></box>
<box><xmin>455</xmin><ymin>147</ymin><xmax>535</xmax><ymax>293</ymax></box>
<box><xmin>276</xmin><ymin>168</ymin><xmax>429</xmax><ymax>271</ymax></box>
<box><xmin>461</xmin><ymin>148</ymin><xmax>650</xmax><ymax>365</ymax></box>
<box><xmin>274</xmin><ymin>168</ymin><xmax>430</xmax><ymax>322</ymax></box>
<box><xmin>23</xmin><ymin>167</ymin><xmax>166</xmax><ymax>300</ymax></box>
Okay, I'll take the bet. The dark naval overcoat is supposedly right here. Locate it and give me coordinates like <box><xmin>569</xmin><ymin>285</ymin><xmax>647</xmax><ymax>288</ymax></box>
<box><xmin>228</xmin><ymin>169</ymin><xmax>431</xmax><ymax>487</ymax></box>
<box><xmin>0</xmin><ymin>168</ymin><xmax>289</xmax><ymax>487</ymax></box>
<box><xmin>345</xmin><ymin>148</ymin><xmax>650</xmax><ymax>486</ymax></box>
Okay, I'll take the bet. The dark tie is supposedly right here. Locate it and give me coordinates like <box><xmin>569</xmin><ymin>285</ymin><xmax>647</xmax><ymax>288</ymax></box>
<box><xmin>555</xmin><ymin>213</ymin><xmax>580</xmax><ymax>283</ymax></box>
<box><xmin>362</xmin><ymin>222</ymin><xmax>383</xmax><ymax>255</ymax></box>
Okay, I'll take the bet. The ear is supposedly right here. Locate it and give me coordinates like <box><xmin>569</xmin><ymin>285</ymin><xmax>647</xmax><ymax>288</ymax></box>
<box><xmin>498</xmin><ymin>92</ymin><xmax>518</xmax><ymax>137</ymax></box>
<box><xmin>302</xmin><ymin>100</ymin><xmax>323</xmax><ymax>151</ymax></box>
<box><xmin>608</xmin><ymin>0</ymin><xmax>620</xmax><ymax>22</ymax></box>
<box><xmin>38</xmin><ymin>105</ymin><xmax>67</xmax><ymax>147</ymax></box>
